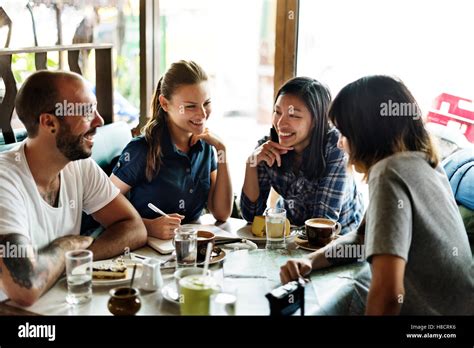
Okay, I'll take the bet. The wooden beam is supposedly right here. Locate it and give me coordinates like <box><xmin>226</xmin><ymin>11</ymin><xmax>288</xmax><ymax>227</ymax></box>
<box><xmin>0</xmin><ymin>44</ymin><xmax>113</xmax><ymax>56</ymax></box>
<box><xmin>274</xmin><ymin>0</ymin><xmax>299</xmax><ymax>97</ymax></box>
<box><xmin>67</xmin><ymin>50</ymin><xmax>82</xmax><ymax>75</ymax></box>
<box><xmin>95</xmin><ymin>47</ymin><xmax>114</xmax><ymax>125</ymax></box>
<box><xmin>34</xmin><ymin>52</ymin><xmax>47</xmax><ymax>70</ymax></box>
<box><xmin>139</xmin><ymin>0</ymin><xmax>160</xmax><ymax>133</ymax></box>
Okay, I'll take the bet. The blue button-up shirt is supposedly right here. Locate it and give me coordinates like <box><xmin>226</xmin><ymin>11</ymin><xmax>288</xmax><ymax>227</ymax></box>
<box><xmin>112</xmin><ymin>123</ymin><xmax>217</xmax><ymax>223</ymax></box>
<box><xmin>240</xmin><ymin>128</ymin><xmax>364</xmax><ymax>234</ymax></box>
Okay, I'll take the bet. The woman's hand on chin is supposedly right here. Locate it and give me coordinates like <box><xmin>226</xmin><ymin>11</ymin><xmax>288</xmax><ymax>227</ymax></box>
<box><xmin>190</xmin><ymin>128</ymin><xmax>225</xmax><ymax>151</ymax></box>
<box><xmin>249</xmin><ymin>140</ymin><xmax>293</xmax><ymax>168</ymax></box>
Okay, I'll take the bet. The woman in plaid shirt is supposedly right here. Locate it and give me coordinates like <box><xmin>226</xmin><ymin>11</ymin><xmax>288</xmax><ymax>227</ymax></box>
<box><xmin>240</xmin><ymin>77</ymin><xmax>364</xmax><ymax>235</ymax></box>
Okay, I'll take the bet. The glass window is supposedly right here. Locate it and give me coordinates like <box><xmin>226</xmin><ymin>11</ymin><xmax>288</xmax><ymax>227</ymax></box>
<box><xmin>297</xmin><ymin>0</ymin><xmax>474</xmax><ymax>158</ymax></box>
<box><xmin>0</xmin><ymin>0</ymin><xmax>140</xmax><ymax>128</ymax></box>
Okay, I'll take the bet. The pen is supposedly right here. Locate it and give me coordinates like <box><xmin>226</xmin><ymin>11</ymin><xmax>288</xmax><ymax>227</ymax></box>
<box><xmin>147</xmin><ymin>203</ymin><xmax>169</xmax><ymax>217</ymax></box>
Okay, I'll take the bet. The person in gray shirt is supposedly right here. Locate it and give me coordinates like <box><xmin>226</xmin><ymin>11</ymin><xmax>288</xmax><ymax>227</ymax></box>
<box><xmin>280</xmin><ymin>75</ymin><xmax>473</xmax><ymax>315</ymax></box>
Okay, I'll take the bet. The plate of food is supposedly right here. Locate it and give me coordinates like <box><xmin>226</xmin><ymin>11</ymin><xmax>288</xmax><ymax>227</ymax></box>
<box><xmin>236</xmin><ymin>215</ymin><xmax>297</xmax><ymax>241</ymax></box>
<box><xmin>92</xmin><ymin>258</ymin><xmax>142</xmax><ymax>286</ymax></box>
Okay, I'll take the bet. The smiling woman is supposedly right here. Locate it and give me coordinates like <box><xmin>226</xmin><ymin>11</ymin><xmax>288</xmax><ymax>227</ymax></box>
<box><xmin>240</xmin><ymin>77</ymin><xmax>365</xmax><ymax>234</ymax></box>
<box><xmin>110</xmin><ymin>60</ymin><xmax>233</xmax><ymax>240</ymax></box>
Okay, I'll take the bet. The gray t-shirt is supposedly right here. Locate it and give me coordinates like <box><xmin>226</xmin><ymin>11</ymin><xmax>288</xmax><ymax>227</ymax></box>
<box><xmin>365</xmin><ymin>151</ymin><xmax>474</xmax><ymax>315</ymax></box>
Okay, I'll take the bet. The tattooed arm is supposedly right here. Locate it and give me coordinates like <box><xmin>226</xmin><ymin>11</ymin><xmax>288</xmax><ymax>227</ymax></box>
<box><xmin>0</xmin><ymin>233</ymin><xmax>93</xmax><ymax>306</ymax></box>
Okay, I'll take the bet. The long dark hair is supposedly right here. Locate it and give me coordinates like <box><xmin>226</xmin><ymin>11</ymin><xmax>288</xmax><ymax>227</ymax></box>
<box><xmin>142</xmin><ymin>60</ymin><xmax>208</xmax><ymax>182</ymax></box>
<box><xmin>328</xmin><ymin>75</ymin><xmax>439</xmax><ymax>176</ymax></box>
<box><xmin>275</xmin><ymin>77</ymin><xmax>332</xmax><ymax>181</ymax></box>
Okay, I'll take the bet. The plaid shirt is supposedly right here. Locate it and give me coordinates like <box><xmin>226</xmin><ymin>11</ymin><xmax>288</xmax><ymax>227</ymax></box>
<box><xmin>240</xmin><ymin>128</ymin><xmax>365</xmax><ymax>234</ymax></box>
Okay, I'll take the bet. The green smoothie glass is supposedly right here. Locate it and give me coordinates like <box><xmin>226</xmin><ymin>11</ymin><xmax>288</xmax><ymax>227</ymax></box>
<box><xmin>179</xmin><ymin>275</ymin><xmax>220</xmax><ymax>315</ymax></box>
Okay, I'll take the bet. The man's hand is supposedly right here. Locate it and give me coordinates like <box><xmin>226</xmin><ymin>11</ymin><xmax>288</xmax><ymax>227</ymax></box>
<box><xmin>145</xmin><ymin>214</ymin><xmax>184</xmax><ymax>239</ymax></box>
<box><xmin>280</xmin><ymin>258</ymin><xmax>312</xmax><ymax>284</ymax></box>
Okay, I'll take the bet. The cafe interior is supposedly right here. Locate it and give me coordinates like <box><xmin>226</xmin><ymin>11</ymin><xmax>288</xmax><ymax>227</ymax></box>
<box><xmin>0</xmin><ymin>0</ymin><xmax>473</xmax><ymax>325</ymax></box>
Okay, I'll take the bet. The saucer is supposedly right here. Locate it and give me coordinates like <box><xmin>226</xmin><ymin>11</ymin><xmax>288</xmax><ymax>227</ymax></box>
<box><xmin>161</xmin><ymin>284</ymin><xmax>179</xmax><ymax>304</ymax></box>
<box><xmin>295</xmin><ymin>235</ymin><xmax>340</xmax><ymax>252</ymax></box>
<box><xmin>196</xmin><ymin>248</ymin><xmax>226</xmax><ymax>266</ymax></box>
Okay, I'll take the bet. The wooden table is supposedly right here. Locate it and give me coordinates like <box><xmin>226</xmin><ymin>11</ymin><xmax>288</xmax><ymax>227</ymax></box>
<box><xmin>0</xmin><ymin>216</ymin><xmax>367</xmax><ymax>316</ymax></box>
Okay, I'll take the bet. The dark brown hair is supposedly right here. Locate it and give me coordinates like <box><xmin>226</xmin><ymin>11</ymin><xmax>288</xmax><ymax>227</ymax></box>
<box><xmin>274</xmin><ymin>77</ymin><xmax>332</xmax><ymax>180</ymax></box>
<box><xmin>15</xmin><ymin>70</ymin><xmax>81</xmax><ymax>138</ymax></box>
<box><xmin>142</xmin><ymin>60</ymin><xmax>208</xmax><ymax>182</ymax></box>
<box><xmin>328</xmin><ymin>75</ymin><xmax>439</xmax><ymax>176</ymax></box>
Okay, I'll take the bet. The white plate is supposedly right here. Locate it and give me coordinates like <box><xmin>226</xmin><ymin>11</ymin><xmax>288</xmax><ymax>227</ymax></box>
<box><xmin>161</xmin><ymin>284</ymin><xmax>179</xmax><ymax>304</ymax></box>
<box><xmin>235</xmin><ymin>225</ymin><xmax>298</xmax><ymax>241</ymax></box>
<box><xmin>91</xmin><ymin>260</ymin><xmax>143</xmax><ymax>287</ymax></box>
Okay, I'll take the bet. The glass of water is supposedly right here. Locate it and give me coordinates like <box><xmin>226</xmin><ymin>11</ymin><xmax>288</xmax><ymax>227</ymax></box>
<box><xmin>65</xmin><ymin>250</ymin><xmax>93</xmax><ymax>305</ymax></box>
<box><xmin>210</xmin><ymin>284</ymin><xmax>237</xmax><ymax>315</ymax></box>
<box><xmin>174</xmin><ymin>226</ymin><xmax>197</xmax><ymax>268</ymax></box>
<box><xmin>265</xmin><ymin>208</ymin><xmax>287</xmax><ymax>249</ymax></box>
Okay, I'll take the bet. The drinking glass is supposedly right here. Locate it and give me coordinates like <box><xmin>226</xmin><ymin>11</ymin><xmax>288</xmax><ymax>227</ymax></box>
<box><xmin>210</xmin><ymin>285</ymin><xmax>237</xmax><ymax>315</ymax></box>
<box><xmin>65</xmin><ymin>250</ymin><xmax>93</xmax><ymax>305</ymax></box>
<box><xmin>174</xmin><ymin>226</ymin><xmax>197</xmax><ymax>268</ymax></box>
<box><xmin>265</xmin><ymin>208</ymin><xmax>287</xmax><ymax>249</ymax></box>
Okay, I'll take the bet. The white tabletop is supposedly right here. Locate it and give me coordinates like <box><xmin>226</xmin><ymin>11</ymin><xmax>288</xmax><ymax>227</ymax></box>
<box><xmin>3</xmin><ymin>216</ymin><xmax>365</xmax><ymax>316</ymax></box>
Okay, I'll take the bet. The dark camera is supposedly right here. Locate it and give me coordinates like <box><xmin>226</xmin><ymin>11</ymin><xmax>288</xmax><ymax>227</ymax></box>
<box><xmin>265</xmin><ymin>278</ymin><xmax>305</xmax><ymax>316</ymax></box>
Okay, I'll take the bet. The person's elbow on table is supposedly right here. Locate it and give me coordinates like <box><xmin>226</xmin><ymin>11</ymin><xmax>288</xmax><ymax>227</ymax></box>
<box><xmin>0</xmin><ymin>261</ymin><xmax>41</xmax><ymax>307</ymax></box>
<box><xmin>129</xmin><ymin>213</ymin><xmax>148</xmax><ymax>248</ymax></box>
<box><xmin>279</xmin><ymin>258</ymin><xmax>312</xmax><ymax>284</ymax></box>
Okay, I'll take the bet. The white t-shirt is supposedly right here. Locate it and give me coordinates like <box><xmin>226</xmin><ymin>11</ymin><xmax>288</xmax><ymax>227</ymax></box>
<box><xmin>0</xmin><ymin>142</ymin><xmax>120</xmax><ymax>249</ymax></box>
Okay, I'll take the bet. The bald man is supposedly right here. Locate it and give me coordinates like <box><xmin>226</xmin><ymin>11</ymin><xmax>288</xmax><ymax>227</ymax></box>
<box><xmin>0</xmin><ymin>71</ymin><xmax>147</xmax><ymax>306</ymax></box>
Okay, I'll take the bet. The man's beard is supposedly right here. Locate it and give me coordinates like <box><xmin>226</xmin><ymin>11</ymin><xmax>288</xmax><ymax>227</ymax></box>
<box><xmin>55</xmin><ymin>121</ymin><xmax>95</xmax><ymax>161</ymax></box>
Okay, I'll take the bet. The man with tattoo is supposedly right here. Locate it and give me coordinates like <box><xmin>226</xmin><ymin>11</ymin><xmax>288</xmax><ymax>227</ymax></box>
<box><xmin>0</xmin><ymin>71</ymin><xmax>147</xmax><ymax>306</ymax></box>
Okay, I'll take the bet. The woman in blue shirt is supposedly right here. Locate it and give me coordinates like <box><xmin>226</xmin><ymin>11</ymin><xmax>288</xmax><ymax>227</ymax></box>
<box><xmin>111</xmin><ymin>60</ymin><xmax>233</xmax><ymax>239</ymax></box>
<box><xmin>241</xmin><ymin>77</ymin><xmax>364</xmax><ymax>234</ymax></box>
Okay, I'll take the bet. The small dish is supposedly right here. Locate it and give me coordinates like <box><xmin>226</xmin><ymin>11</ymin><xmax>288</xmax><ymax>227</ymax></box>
<box><xmin>235</xmin><ymin>225</ymin><xmax>297</xmax><ymax>241</ymax></box>
<box><xmin>161</xmin><ymin>284</ymin><xmax>179</xmax><ymax>304</ymax></box>
<box><xmin>196</xmin><ymin>248</ymin><xmax>226</xmax><ymax>266</ymax></box>
<box><xmin>295</xmin><ymin>235</ymin><xmax>340</xmax><ymax>251</ymax></box>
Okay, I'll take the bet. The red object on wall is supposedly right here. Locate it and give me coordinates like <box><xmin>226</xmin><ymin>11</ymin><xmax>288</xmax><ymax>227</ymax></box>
<box><xmin>427</xmin><ymin>93</ymin><xmax>474</xmax><ymax>143</ymax></box>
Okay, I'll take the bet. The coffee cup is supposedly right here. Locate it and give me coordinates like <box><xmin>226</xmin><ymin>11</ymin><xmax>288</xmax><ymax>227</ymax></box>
<box><xmin>196</xmin><ymin>231</ymin><xmax>215</xmax><ymax>264</ymax></box>
<box><xmin>304</xmin><ymin>218</ymin><xmax>341</xmax><ymax>247</ymax></box>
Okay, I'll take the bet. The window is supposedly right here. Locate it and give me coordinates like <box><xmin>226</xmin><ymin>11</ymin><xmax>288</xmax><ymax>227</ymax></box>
<box><xmin>0</xmin><ymin>0</ymin><xmax>140</xmax><ymax>127</ymax></box>
<box><xmin>158</xmin><ymin>0</ymin><xmax>277</xmax><ymax>190</ymax></box>
<box><xmin>297</xmin><ymin>0</ymin><xmax>474</xmax><ymax>158</ymax></box>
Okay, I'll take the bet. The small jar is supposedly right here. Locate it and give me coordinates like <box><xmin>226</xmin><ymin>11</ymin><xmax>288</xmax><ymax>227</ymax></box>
<box><xmin>108</xmin><ymin>287</ymin><xmax>141</xmax><ymax>316</ymax></box>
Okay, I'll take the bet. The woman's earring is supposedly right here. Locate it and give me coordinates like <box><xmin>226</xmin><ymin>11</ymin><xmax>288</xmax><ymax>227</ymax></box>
<box><xmin>51</xmin><ymin>128</ymin><xmax>56</xmax><ymax>134</ymax></box>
